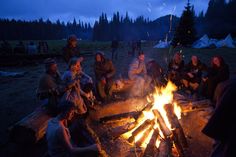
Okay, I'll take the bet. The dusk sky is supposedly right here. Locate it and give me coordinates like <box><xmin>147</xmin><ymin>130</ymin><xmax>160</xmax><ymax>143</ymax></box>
<box><xmin>0</xmin><ymin>0</ymin><xmax>209</xmax><ymax>24</ymax></box>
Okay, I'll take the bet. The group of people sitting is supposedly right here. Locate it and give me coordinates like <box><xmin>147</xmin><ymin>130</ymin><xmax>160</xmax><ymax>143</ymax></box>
<box><xmin>36</xmin><ymin>34</ymin><xmax>232</xmax><ymax>157</ymax></box>
<box><xmin>167</xmin><ymin>52</ymin><xmax>229</xmax><ymax>101</ymax></box>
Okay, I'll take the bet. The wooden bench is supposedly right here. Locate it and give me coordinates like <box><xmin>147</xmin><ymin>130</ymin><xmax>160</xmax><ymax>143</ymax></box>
<box><xmin>9</xmin><ymin>107</ymin><xmax>52</xmax><ymax>145</ymax></box>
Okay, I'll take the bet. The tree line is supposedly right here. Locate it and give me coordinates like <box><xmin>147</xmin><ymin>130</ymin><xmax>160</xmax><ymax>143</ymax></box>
<box><xmin>0</xmin><ymin>18</ymin><xmax>92</xmax><ymax>40</ymax></box>
<box><xmin>0</xmin><ymin>0</ymin><xmax>235</xmax><ymax>41</ymax></box>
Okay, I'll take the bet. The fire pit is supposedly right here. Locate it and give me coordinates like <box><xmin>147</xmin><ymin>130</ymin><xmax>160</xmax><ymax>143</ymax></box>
<box><xmin>86</xmin><ymin>82</ymin><xmax>211</xmax><ymax>157</ymax></box>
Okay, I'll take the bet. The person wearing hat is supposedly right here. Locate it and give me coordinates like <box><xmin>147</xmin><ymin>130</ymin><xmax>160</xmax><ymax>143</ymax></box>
<box><xmin>62</xmin><ymin>34</ymin><xmax>82</xmax><ymax>63</ymax></box>
<box><xmin>46</xmin><ymin>102</ymin><xmax>99</xmax><ymax>157</ymax></box>
<box><xmin>37</xmin><ymin>58</ymin><xmax>66</xmax><ymax>114</ymax></box>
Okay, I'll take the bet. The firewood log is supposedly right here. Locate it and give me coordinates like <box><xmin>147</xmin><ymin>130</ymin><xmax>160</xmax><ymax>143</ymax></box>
<box><xmin>152</xmin><ymin>110</ymin><xmax>172</xmax><ymax>138</ymax></box>
<box><xmin>9</xmin><ymin>107</ymin><xmax>52</xmax><ymax>144</ymax></box>
<box><xmin>128</xmin><ymin>120</ymin><xmax>153</xmax><ymax>143</ymax></box>
<box><xmin>136</xmin><ymin>122</ymin><xmax>155</xmax><ymax>146</ymax></box>
<box><xmin>142</xmin><ymin>129</ymin><xmax>160</xmax><ymax>157</ymax></box>
<box><xmin>164</xmin><ymin>104</ymin><xmax>188</xmax><ymax>148</ymax></box>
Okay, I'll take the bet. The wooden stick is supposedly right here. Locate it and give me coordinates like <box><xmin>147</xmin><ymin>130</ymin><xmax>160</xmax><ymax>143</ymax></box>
<box><xmin>142</xmin><ymin>129</ymin><xmax>160</xmax><ymax>157</ymax></box>
<box><xmin>136</xmin><ymin>122</ymin><xmax>155</xmax><ymax>146</ymax></box>
<box><xmin>99</xmin><ymin>111</ymin><xmax>139</xmax><ymax>123</ymax></box>
<box><xmin>152</xmin><ymin>110</ymin><xmax>172</xmax><ymax>138</ymax></box>
<box><xmin>172</xmin><ymin>128</ymin><xmax>185</xmax><ymax>157</ymax></box>
<box><xmin>128</xmin><ymin>119</ymin><xmax>153</xmax><ymax>143</ymax></box>
<box><xmin>158</xmin><ymin>137</ymin><xmax>172</xmax><ymax>157</ymax></box>
<box><xmin>164</xmin><ymin>104</ymin><xmax>188</xmax><ymax>148</ymax></box>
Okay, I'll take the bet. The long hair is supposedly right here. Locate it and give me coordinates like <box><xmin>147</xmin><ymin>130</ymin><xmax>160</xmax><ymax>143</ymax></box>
<box><xmin>211</xmin><ymin>55</ymin><xmax>225</xmax><ymax>68</ymax></box>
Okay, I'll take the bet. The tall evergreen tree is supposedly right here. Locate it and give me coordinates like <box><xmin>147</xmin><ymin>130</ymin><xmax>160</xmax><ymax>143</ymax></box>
<box><xmin>172</xmin><ymin>0</ymin><xmax>196</xmax><ymax>46</ymax></box>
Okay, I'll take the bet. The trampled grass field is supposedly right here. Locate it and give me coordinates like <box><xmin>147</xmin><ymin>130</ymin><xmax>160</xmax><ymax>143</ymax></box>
<box><xmin>0</xmin><ymin>41</ymin><xmax>236</xmax><ymax>156</ymax></box>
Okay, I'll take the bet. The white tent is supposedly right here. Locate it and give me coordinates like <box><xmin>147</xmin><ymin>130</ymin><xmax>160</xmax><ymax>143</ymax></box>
<box><xmin>216</xmin><ymin>34</ymin><xmax>235</xmax><ymax>48</ymax></box>
<box><xmin>153</xmin><ymin>40</ymin><xmax>170</xmax><ymax>48</ymax></box>
<box><xmin>192</xmin><ymin>34</ymin><xmax>210</xmax><ymax>48</ymax></box>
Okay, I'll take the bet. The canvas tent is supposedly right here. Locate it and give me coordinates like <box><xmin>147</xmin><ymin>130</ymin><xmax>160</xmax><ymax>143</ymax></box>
<box><xmin>153</xmin><ymin>40</ymin><xmax>170</xmax><ymax>48</ymax></box>
<box><xmin>192</xmin><ymin>34</ymin><xmax>210</xmax><ymax>48</ymax></box>
<box><xmin>216</xmin><ymin>34</ymin><xmax>235</xmax><ymax>48</ymax></box>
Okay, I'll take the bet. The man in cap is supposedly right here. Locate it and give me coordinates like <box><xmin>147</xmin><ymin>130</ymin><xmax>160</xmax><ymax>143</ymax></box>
<box><xmin>37</xmin><ymin>58</ymin><xmax>66</xmax><ymax>114</ymax></box>
<box><xmin>62</xmin><ymin>35</ymin><xmax>82</xmax><ymax>63</ymax></box>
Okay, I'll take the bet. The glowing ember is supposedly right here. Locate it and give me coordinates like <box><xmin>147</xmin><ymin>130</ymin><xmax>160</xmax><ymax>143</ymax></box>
<box><xmin>174</xmin><ymin>102</ymin><xmax>182</xmax><ymax>120</ymax></box>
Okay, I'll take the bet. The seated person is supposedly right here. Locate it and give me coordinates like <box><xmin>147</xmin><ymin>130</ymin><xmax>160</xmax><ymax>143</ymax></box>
<box><xmin>46</xmin><ymin>102</ymin><xmax>99</xmax><ymax>157</ymax></box>
<box><xmin>37</xmin><ymin>58</ymin><xmax>66</xmax><ymax>115</ymax></box>
<box><xmin>202</xmin><ymin>77</ymin><xmax>236</xmax><ymax>157</ymax></box>
<box><xmin>167</xmin><ymin>52</ymin><xmax>185</xmax><ymax>87</ymax></box>
<box><xmin>201</xmin><ymin>56</ymin><xmax>229</xmax><ymax>100</ymax></box>
<box><xmin>61</xmin><ymin>57</ymin><xmax>90</xmax><ymax>114</ymax></box>
<box><xmin>94</xmin><ymin>52</ymin><xmax>116</xmax><ymax>102</ymax></box>
<box><xmin>146</xmin><ymin>59</ymin><xmax>164</xmax><ymax>86</ymax></box>
<box><xmin>128</xmin><ymin>52</ymin><xmax>151</xmax><ymax>97</ymax></box>
<box><xmin>182</xmin><ymin>55</ymin><xmax>207</xmax><ymax>94</ymax></box>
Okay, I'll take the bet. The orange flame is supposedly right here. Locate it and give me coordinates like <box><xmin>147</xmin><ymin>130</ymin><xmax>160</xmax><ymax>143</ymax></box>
<box><xmin>122</xmin><ymin>81</ymin><xmax>182</xmax><ymax>149</ymax></box>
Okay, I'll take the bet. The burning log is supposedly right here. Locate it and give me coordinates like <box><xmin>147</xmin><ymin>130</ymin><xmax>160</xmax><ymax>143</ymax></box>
<box><xmin>158</xmin><ymin>137</ymin><xmax>172</xmax><ymax>157</ymax></box>
<box><xmin>164</xmin><ymin>104</ymin><xmax>188</xmax><ymax>148</ymax></box>
<box><xmin>152</xmin><ymin>110</ymin><xmax>172</xmax><ymax>138</ymax></box>
<box><xmin>171</xmin><ymin>128</ymin><xmax>185</xmax><ymax>157</ymax></box>
<box><xmin>110</xmin><ymin>122</ymin><xmax>137</xmax><ymax>140</ymax></box>
<box><xmin>135</xmin><ymin>122</ymin><xmax>155</xmax><ymax>146</ymax></box>
<box><xmin>133</xmin><ymin>102</ymin><xmax>154</xmax><ymax>123</ymax></box>
<box><xmin>164</xmin><ymin>103</ymin><xmax>187</xmax><ymax>157</ymax></box>
<box><xmin>99</xmin><ymin>111</ymin><xmax>139</xmax><ymax>123</ymax></box>
<box><xmin>128</xmin><ymin>119</ymin><xmax>154</xmax><ymax>143</ymax></box>
<box><xmin>142</xmin><ymin>129</ymin><xmax>160</xmax><ymax>157</ymax></box>
<box><xmin>179</xmin><ymin>99</ymin><xmax>211</xmax><ymax>112</ymax></box>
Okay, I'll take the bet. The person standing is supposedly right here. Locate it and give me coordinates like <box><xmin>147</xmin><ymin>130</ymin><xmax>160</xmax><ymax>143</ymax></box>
<box><xmin>62</xmin><ymin>35</ymin><xmax>82</xmax><ymax>63</ymax></box>
<box><xmin>111</xmin><ymin>39</ymin><xmax>119</xmax><ymax>61</ymax></box>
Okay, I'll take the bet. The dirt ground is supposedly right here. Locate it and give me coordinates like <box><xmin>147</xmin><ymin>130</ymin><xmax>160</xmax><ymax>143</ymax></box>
<box><xmin>0</xmin><ymin>46</ymin><xmax>236</xmax><ymax>156</ymax></box>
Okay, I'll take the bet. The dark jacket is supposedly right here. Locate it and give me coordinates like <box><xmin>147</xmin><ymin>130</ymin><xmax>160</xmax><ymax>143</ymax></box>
<box><xmin>94</xmin><ymin>54</ymin><xmax>116</xmax><ymax>81</ymax></box>
<box><xmin>202</xmin><ymin>78</ymin><xmax>236</xmax><ymax>157</ymax></box>
<box><xmin>208</xmin><ymin>64</ymin><xmax>230</xmax><ymax>85</ymax></box>
<box><xmin>168</xmin><ymin>60</ymin><xmax>185</xmax><ymax>74</ymax></box>
<box><xmin>183</xmin><ymin>60</ymin><xmax>207</xmax><ymax>83</ymax></box>
<box><xmin>62</xmin><ymin>45</ymin><xmax>81</xmax><ymax>63</ymax></box>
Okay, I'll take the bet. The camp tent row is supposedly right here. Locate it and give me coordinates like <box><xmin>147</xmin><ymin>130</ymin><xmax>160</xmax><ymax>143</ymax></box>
<box><xmin>153</xmin><ymin>34</ymin><xmax>235</xmax><ymax>49</ymax></box>
<box><xmin>153</xmin><ymin>40</ymin><xmax>170</xmax><ymax>48</ymax></box>
<box><xmin>192</xmin><ymin>34</ymin><xmax>236</xmax><ymax>48</ymax></box>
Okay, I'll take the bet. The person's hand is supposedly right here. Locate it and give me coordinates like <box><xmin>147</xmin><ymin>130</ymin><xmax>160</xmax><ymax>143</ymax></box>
<box><xmin>187</xmin><ymin>72</ymin><xmax>194</xmax><ymax>78</ymax></box>
<box><xmin>101</xmin><ymin>77</ymin><xmax>106</xmax><ymax>84</ymax></box>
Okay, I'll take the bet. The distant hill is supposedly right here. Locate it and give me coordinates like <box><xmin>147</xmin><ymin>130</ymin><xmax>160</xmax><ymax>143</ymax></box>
<box><xmin>149</xmin><ymin>15</ymin><xmax>180</xmax><ymax>41</ymax></box>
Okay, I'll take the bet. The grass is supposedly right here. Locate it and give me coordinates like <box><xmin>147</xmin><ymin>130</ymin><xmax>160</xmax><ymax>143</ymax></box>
<box><xmin>4</xmin><ymin>40</ymin><xmax>236</xmax><ymax>73</ymax></box>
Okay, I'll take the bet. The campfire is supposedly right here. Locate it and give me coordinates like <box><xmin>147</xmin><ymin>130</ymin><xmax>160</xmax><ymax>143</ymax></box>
<box><xmin>120</xmin><ymin>81</ymin><xmax>187</xmax><ymax>157</ymax></box>
<box><xmin>85</xmin><ymin>81</ymin><xmax>205</xmax><ymax>157</ymax></box>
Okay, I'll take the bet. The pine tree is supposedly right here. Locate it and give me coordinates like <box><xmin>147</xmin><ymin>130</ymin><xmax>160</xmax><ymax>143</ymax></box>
<box><xmin>172</xmin><ymin>0</ymin><xmax>196</xmax><ymax>46</ymax></box>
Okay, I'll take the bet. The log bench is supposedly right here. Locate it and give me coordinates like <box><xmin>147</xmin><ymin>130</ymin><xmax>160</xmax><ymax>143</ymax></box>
<box><xmin>9</xmin><ymin>107</ymin><xmax>52</xmax><ymax>145</ymax></box>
